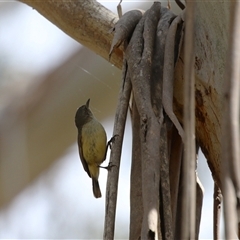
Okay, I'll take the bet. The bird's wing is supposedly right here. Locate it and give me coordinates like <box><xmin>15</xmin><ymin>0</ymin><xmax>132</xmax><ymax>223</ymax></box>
<box><xmin>78</xmin><ymin>133</ymin><xmax>91</xmax><ymax>178</ymax></box>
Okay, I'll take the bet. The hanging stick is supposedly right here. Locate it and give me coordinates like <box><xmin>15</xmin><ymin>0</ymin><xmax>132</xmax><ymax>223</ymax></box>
<box><xmin>162</xmin><ymin>13</ymin><xmax>185</xmax><ymax>140</ymax></box>
<box><xmin>103</xmin><ymin>61</ymin><xmax>131</xmax><ymax>240</ymax></box>
<box><xmin>213</xmin><ymin>183</ymin><xmax>222</xmax><ymax>240</ymax></box>
<box><xmin>129</xmin><ymin>98</ymin><xmax>143</xmax><ymax>240</ymax></box>
<box><xmin>169</xmin><ymin>125</ymin><xmax>183</xmax><ymax>236</ymax></box>
<box><xmin>222</xmin><ymin>1</ymin><xmax>240</xmax><ymax>239</ymax></box>
<box><xmin>195</xmin><ymin>176</ymin><xmax>204</xmax><ymax>239</ymax></box>
<box><xmin>181</xmin><ymin>1</ymin><xmax>196</xmax><ymax>239</ymax></box>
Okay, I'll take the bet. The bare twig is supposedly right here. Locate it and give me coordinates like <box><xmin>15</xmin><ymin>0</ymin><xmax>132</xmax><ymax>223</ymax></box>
<box><xmin>195</xmin><ymin>145</ymin><xmax>203</xmax><ymax>240</ymax></box>
<box><xmin>117</xmin><ymin>0</ymin><xmax>123</xmax><ymax>18</ymax></box>
<box><xmin>196</xmin><ymin>177</ymin><xmax>204</xmax><ymax>239</ymax></box>
<box><xmin>222</xmin><ymin>1</ymin><xmax>240</xmax><ymax>238</ymax></box>
<box><xmin>160</xmin><ymin>120</ymin><xmax>173</xmax><ymax>240</ymax></box>
<box><xmin>181</xmin><ymin>1</ymin><xmax>196</xmax><ymax>239</ymax></box>
<box><xmin>213</xmin><ymin>183</ymin><xmax>222</xmax><ymax>240</ymax></box>
<box><xmin>175</xmin><ymin>0</ymin><xmax>185</xmax><ymax>10</ymax></box>
<box><xmin>169</xmin><ymin>126</ymin><xmax>183</xmax><ymax>236</ymax></box>
<box><xmin>104</xmin><ymin>4</ymin><xmax>144</xmax><ymax>238</ymax></box>
<box><xmin>103</xmin><ymin>61</ymin><xmax>131</xmax><ymax>240</ymax></box>
<box><xmin>129</xmin><ymin>98</ymin><xmax>143</xmax><ymax>240</ymax></box>
<box><xmin>167</xmin><ymin>0</ymin><xmax>171</xmax><ymax>9</ymax></box>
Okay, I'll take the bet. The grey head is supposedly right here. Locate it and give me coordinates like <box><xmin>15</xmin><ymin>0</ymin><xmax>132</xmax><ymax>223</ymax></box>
<box><xmin>75</xmin><ymin>99</ymin><xmax>93</xmax><ymax>129</ymax></box>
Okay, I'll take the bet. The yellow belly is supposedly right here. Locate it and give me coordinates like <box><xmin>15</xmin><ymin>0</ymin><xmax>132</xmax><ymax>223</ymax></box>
<box><xmin>81</xmin><ymin>119</ymin><xmax>107</xmax><ymax>166</ymax></box>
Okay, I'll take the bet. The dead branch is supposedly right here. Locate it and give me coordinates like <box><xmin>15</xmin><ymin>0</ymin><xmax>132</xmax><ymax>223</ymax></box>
<box><xmin>181</xmin><ymin>1</ymin><xmax>196</xmax><ymax>239</ymax></box>
<box><xmin>160</xmin><ymin>120</ymin><xmax>173</xmax><ymax>240</ymax></box>
<box><xmin>175</xmin><ymin>0</ymin><xmax>185</xmax><ymax>10</ymax></box>
<box><xmin>222</xmin><ymin>1</ymin><xmax>240</xmax><ymax>238</ymax></box>
<box><xmin>130</xmin><ymin>98</ymin><xmax>143</xmax><ymax>240</ymax></box>
<box><xmin>196</xmin><ymin>177</ymin><xmax>204</xmax><ymax>239</ymax></box>
<box><xmin>18</xmin><ymin>0</ymin><xmax>123</xmax><ymax>68</ymax></box>
<box><xmin>213</xmin><ymin>183</ymin><xmax>222</xmax><ymax>239</ymax></box>
<box><xmin>169</xmin><ymin>126</ymin><xmax>183</xmax><ymax>236</ymax></box>
<box><xmin>103</xmin><ymin>62</ymin><xmax>132</xmax><ymax>240</ymax></box>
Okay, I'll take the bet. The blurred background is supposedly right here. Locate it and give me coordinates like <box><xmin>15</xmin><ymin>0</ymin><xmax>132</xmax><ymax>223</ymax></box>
<box><xmin>0</xmin><ymin>1</ymin><xmax>218</xmax><ymax>239</ymax></box>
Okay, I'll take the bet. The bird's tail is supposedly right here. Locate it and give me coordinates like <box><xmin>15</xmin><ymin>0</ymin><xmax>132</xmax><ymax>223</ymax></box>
<box><xmin>92</xmin><ymin>178</ymin><xmax>102</xmax><ymax>198</ymax></box>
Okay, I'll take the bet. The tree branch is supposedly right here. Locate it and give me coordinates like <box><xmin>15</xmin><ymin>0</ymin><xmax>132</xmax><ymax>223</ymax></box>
<box><xmin>181</xmin><ymin>1</ymin><xmax>196</xmax><ymax>238</ymax></box>
<box><xmin>222</xmin><ymin>1</ymin><xmax>240</xmax><ymax>238</ymax></box>
<box><xmin>104</xmin><ymin>63</ymin><xmax>131</xmax><ymax>240</ymax></box>
<box><xmin>18</xmin><ymin>0</ymin><xmax>123</xmax><ymax>69</ymax></box>
<box><xmin>130</xmin><ymin>99</ymin><xmax>143</xmax><ymax>240</ymax></box>
<box><xmin>213</xmin><ymin>183</ymin><xmax>222</xmax><ymax>239</ymax></box>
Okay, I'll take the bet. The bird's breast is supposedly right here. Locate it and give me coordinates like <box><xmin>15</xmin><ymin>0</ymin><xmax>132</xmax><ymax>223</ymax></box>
<box><xmin>81</xmin><ymin>119</ymin><xmax>107</xmax><ymax>165</ymax></box>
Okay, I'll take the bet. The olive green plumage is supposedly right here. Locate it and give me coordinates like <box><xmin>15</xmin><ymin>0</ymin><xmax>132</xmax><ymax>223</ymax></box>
<box><xmin>75</xmin><ymin>99</ymin><xmax>107</xmax><ymax>198</ymax></box>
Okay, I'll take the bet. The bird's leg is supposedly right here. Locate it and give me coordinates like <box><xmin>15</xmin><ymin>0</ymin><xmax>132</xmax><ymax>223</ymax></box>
<box><xmin>99</xmin><ymin>162</ymin><xmax>116</xmax><ymax>171</ymax></box>
<box><xmin>107</xmin><ymin>134</ymin><xmax>118</xmax><ymax>149</ymax></box>
<box><xmin>104</xmin><ymin>134</ymin><xmax>118</xmax><ymax>159</ymax></box>
<box><xmin>100</xmin><ymin>135</ymin><xmax>118</xmax><ymax>171</ymax></box>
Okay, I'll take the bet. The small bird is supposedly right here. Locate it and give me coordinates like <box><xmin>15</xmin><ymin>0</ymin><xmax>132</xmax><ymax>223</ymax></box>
<box><xmin>75</xmin><ymin>99</ymin><xmax>108</xmax><ymax>198</ymax></box>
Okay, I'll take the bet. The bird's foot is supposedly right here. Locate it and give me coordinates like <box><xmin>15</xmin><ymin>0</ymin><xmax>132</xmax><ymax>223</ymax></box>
<box><xmin>99</xmin><ymin>162</ymin><xmax>116</xmax><ymax>171</ymax></box>
<box><xmin>107</xmin><ymin>134</ymin><xmax>118</xmax><ymax>150</ymax></box>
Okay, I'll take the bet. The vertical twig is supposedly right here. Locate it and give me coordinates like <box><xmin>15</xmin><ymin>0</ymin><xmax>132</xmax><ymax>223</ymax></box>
<box><xmin>181</xmin><ymin>1</ymin><xmax>196</xmax><ymax>239</ymax></box>
<box><xmin>195</xmin><ymin>176</ymin><xmax>204</xmax><ymax>239</ymax></box>
<box><xmin>117</xmin><ymin>0</ymin><xmax>123</xmax><ymax>18</ymax></box>
<box><xmin>160</xmin><ymin>119</ymin><xmax>173</xmax><ymax>240</ymax></box>
<box><xmin>103</xmin><ymin>62</ymin><xmax>131</xmax><ymax>240</ymax></box>
<box><xmin>213</xmin><ymin>183</ymin><xmax>222</xmax><ymax>240</ymax></box>
<box><xmin>175</xmin><ymin>0</ymin><xmax>185</xmax><ymax>10</ymax></box>
<box><xmin>222</xmin><ymin>1</ymin><xmax>240</xmax><ymax>239</ymax></box>
<box><xmin>129</xmin><ymin>98</ymin><xmax>143</xmax><ymax>240</ymax></box>
<box><xmin>169</xmin><ymin>126</ymin><xmax>183</xmax><ymax>237</ymax></box>
<box><xmin>195</xmin><ymin>145</ymin><xmax>203</xmax><ymax>240</ymax></box>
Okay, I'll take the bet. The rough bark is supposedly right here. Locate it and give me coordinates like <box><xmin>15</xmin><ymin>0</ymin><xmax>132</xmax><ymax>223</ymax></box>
<box><xmin>221</xmin><ymin>1</ymin><xmax>240</xmax><ymax>238</ymax></box>
<box><xmin>125</xmin><ymin>5</ymin><xmax>162</xmax><ymax>239</ymax></box>
<box><xmin>130</xmin><ymin>99</ymin><xmax>143</xmax><ymax>240</ymax></box>
<box><xmin>174</xmin><ymin>2</ymin><xmax>230</xmax><ymax>188</ymax></box>
<box><xmin>18</xmin><ymin>0</ymin><xmax>122</xmax><ymax>68</ymax></box>
<box><xmin>181</xmin><ymin>1</ymin><xmax>196</xmax><ymax>239</ymax></box>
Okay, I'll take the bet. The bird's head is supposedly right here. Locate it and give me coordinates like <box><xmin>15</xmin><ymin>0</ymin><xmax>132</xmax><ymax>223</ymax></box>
<box><xmin>75</xmin><ymin>99</ymin><xmax>93</xmax><ymax>129</ymax></box>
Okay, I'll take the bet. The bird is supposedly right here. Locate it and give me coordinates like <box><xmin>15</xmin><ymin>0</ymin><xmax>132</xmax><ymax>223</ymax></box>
<box><xmin>75</xmin><ymin>99</ymin><xmax>108</xmax><ymax>198</ymax></box>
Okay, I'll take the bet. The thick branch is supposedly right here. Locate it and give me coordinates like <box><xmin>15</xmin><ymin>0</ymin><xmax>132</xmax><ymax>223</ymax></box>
<box><xmin>18</xmin><ymin>0</ymin><xmax>123</xmax><ymax>68</ymax></box>
<box><xmin>126</xmin><ymin>3</ymin><xmax>162</xmax><ymax>239</ymax></box>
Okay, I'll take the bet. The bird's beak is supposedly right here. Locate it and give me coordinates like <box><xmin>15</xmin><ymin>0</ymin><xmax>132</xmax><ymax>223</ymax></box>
<box><xmin>86</xmin><ymin>99</ymin><xmax>90</xmax><ymax>108</ymax></box>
